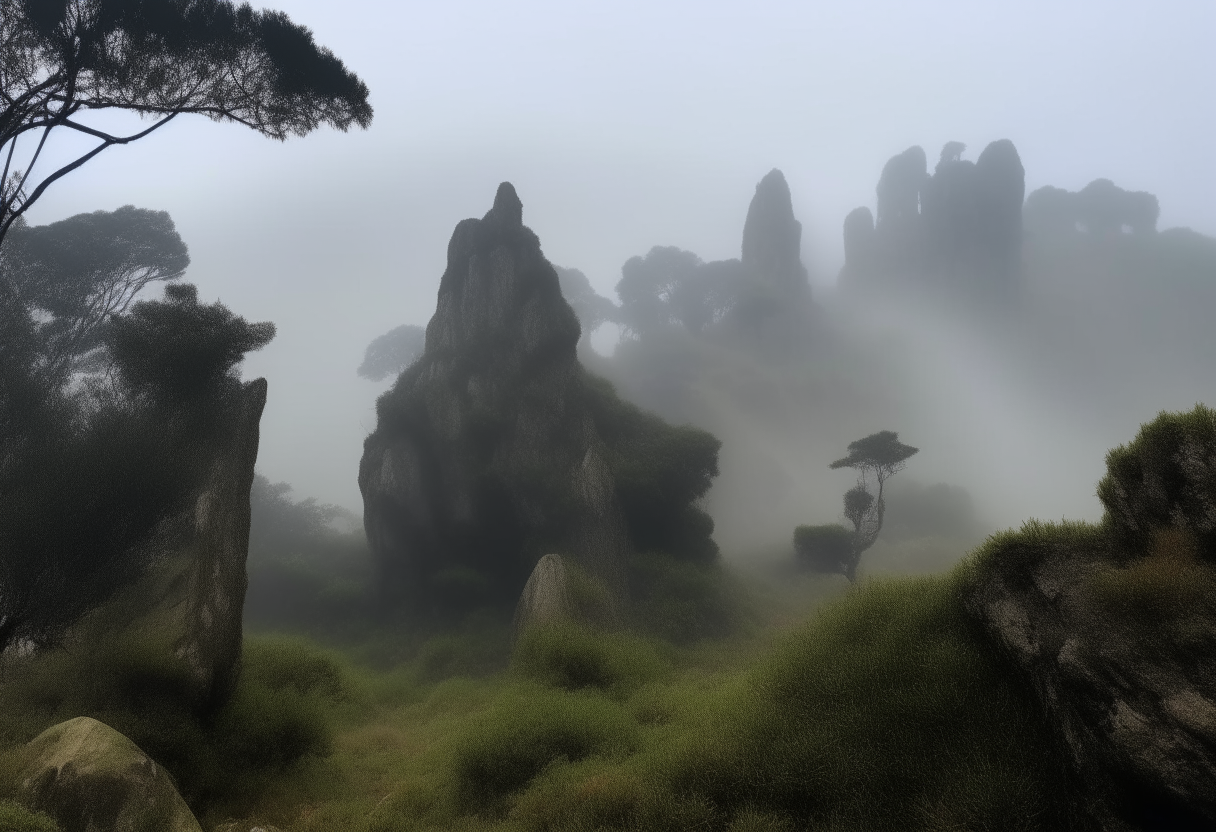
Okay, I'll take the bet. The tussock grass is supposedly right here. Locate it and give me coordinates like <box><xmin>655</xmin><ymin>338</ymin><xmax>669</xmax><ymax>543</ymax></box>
<box><xmin>1</xmin><ymin>559</ymin><xmax>1094</xmax><ymax>831</ymax></box>
<box><xmin>511</xmin><ymin>623</ymin><xmax>668</xmax><ymax>696</ymax></box>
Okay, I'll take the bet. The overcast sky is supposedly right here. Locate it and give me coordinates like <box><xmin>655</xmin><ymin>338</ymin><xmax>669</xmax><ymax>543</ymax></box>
<box><xmin>21</xmin><ymin>0</ymin><xmax>1216</xmax><ymax>514</ymax></box>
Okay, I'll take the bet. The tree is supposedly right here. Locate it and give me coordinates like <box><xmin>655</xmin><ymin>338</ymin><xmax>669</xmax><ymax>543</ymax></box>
<box><xmin>357</xmin><ymin>323</ymin><xmax>425</xmax><ymax>382</ymax></box>
<box><xmin>0</xmin><ymin>0</ymin><xmax>373</xmax><ymax>246</ymax></box>
<box><xmin>554</xmin><ymin>266</ymin><xmax>617</xmax><ymax>348</ymax></box>
<box><xmin>1</xmin><ymin>205</ymin><xmax>189</xmax><ymax>382</ymax></box>
<box><xmin>827</xmin><ymin>430</ymin><xmax>918</xmax><ymax>582</ymax></box>
<box><xmin>0</xmin><ymin>279</ymin><xmax>274</xmax><ymax>656</ymax></box>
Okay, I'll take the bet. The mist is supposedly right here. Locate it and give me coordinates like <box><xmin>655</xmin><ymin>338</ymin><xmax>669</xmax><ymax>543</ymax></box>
<box><xmin>14</xmin><ymin>0</ymin><xmax>1216</xmax><ymax>555</ymax></box>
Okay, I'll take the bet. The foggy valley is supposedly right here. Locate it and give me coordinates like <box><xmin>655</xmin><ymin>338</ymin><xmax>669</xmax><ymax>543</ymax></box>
<box><xmin>2</xmin><ymin>2</ymin><xmax>1215</xmax><ymax>832</ymax></box>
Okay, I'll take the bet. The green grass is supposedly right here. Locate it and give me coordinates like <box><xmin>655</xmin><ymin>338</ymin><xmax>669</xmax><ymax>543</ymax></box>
<box><xmin>0</xmin><ymin>553</ymin><xmax>1096</xmax><ymax>832</ymax></box>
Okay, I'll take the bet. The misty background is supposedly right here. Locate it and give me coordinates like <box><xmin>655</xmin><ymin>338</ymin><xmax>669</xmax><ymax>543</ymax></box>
<box><xmin>15</xmin><ymin>0</ymin><xmax>1216</xmax><ymax>551</ymax></box>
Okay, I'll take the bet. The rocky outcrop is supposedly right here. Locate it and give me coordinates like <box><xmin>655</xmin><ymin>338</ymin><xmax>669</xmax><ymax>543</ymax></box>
<box><xmin>1024</xmin><ymin>179</ymin><xmax>1160</xmax><ymax>239</ymax></box>
<box><xmin>15</xmin><ymin>717</ymin><xmax>202</xmax><ymax>832</ymax></box>
<box><xmin>172</xmin><ymin>377</ymin><xmax>266</xmax><ymax>713</ymax></box>
<box><xmin>1097</xmin><ymin>404</ymin><xmax>1216</xmax><ymax>555</ymax></box>
<box><xmin>512</xmin><ymin>553</ymin><xmax>573</xmax><ymax>641</ymax></box>
<box><xmin>964</xmin><ymin>533</ymin><xmax>1216</xmax><ymax>831</ymax></box>
<box><xmin>359</xmin><ymin>184</ymin><xmax>631</xmax><ymax>618</ymax></box>
<box><xmin>966</xmin><ymin>408</ymin><xmax>1216</xmax><ymax>831</ymax></box>
<box><xmin>741</xmin><ymin>169</ymin><xmax>809</xmax><ymax>297</ymax></box>
<box><xmin>845</xmin><ymin>139</ymin><xmax>1025</xmax><ymax>301</ymax></box>
<box><xmin>729</xmin><ymin>170</ymin><xmax>813</xmax><ymax>353</ymax></box>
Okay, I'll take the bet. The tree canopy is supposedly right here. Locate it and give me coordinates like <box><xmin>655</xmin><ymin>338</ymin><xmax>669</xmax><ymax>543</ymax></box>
<box><xmin>0</xmin><ymin>0</ymin><xmax>373</xmax><ymax>245</ymax></box>
<box><xmin>829</xmin><ymin>430</ymin><xmax>919</xmax><ymax>481</ymax></box>
<box><xmin>357</xmin><ymin>323</ymin><xmax>425</xmax><ymax>382</ymax></box>
<box><xmin>0</xmin><ymin>205</ymin><xmax>189</xmax><ymax>380</ymax></box>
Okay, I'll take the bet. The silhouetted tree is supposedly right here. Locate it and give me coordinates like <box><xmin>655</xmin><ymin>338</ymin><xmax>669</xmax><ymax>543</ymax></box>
<box><xmin>555</xmin><ymin>266</ymin><xmax>618</xmax><ymax>349</ymax></box>
<box><xmin>0</xmin><ymin>0</ymin><xmax>373</xmax><ymax>246</ymax></box>
<box><xmin>357</xmin><ymin>323</ymin><xmax>425</xmax><ymax>381</ymax></box>
<box><xmin>0</xmin><ymin>281</ymin><xmax>274</xmax><ymax>656</ymax></box>
<box><xmin>828</xmin><ymin>430</ymin><xmax>918</xmax><ymax>581</ymax></box>
<box><xmin>0</xmin><ymin>206</ymin><xmax>189</xmax><ymax>382</ymax></box>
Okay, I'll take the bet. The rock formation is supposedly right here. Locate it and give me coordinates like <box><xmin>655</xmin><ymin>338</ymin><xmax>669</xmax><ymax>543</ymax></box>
<box><xmin>512</xmin><ymin>553</ymin><xmax>573</xmax><ymax>641</ymax></box>
<box><xmin>171</xmin><ymin>377</ymin><xmax>266</xmax><ymax>712</ymax></box>
<box><xmin>1024</xmin><ymin>179</ymin><xmax>1160</xmax><ymax>239</ymax></box>
<box><xmin>839</xmin><ymin>206</ymin><xmax>877</xmax><ymax>288</ymax></box>
<box><xmin>741</xmin><ymin>169</ymin><xmax>809</xmax><ymax>297</ymax></box>
<box><xmin>965</xmin><ymin>407</ymin><xmax>1216</xmax><ymax>831</ymax></box>
<box><xmin>15</xmin><ymin>717</ymin><xmax>202</xmax><ymax>832</ymax></box>
<box><xmin>729</xmin><ymin>169</ymin><xmax>814</xmax><ymax>353</ymax></box>
<box><xmin>359</xmin><ymin>184</ymin><xmax>632</xmax><ymax>618</ymax></box>
<box><xmin>842</xmin><ymin>140</ymin><xmax>1025</xmax><ymax>301</ymax></box>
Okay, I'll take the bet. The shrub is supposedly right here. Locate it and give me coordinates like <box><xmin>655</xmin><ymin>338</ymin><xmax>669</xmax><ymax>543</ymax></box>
<box><xmin>1098</xmin><ymin>404</ymin><xmax>1216</xmax><ymax>557</ymax></box>
<box><xmin>793</xmin><ymin>524</ymin><xmax>853</xmax><ymax>574</ymax></box>
<box><xmin>511</xmin><ymin>623</ymin><xmax>666</xmax><ymax>695</ymax></box>
<box><xmin>451</xmin><ymin>685</ymin><xmax>638</xmax><ymax>811</ymax></box>
<box><xmin>629</xmin><ymin>552</ymin><xmax>745</xmax><ymax>643</ymax></box>
<box><xmin>0</xmin><ymin>630</ymin><xmax>345</xmax><ymax>816</ymax></box>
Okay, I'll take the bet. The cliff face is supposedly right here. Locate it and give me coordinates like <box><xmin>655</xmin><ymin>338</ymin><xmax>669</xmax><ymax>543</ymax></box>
<box><xmin>359</xmin><ymin>184</ymin><xmax>631</xmax><ymax>617</ymax></box>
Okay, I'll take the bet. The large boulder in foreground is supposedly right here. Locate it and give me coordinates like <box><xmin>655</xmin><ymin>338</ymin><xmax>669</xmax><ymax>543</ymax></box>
<box><xmin>359</xmin><ymin>183</ymin><xmax>632</xmax><ymax>618</ymax></box>
<box><xmin>14</xmin><ymin>717</ymin><xmax>201</xmax><ymax>832</ymax></box>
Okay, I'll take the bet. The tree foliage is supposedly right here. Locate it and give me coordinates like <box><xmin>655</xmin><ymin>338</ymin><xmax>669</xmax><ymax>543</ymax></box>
<box><xmin>108</xmin><ymin>281</ymin><xmax>274</xmax><ymax>403</ymax></box>
<box><xmin>0</xmin><ymin>208</ymin><xmax>274</xmax><ymax>656</ymax></box>
<box><xmin>357</xmin><ymin>323</ymin><xmax>425</xmax><ymax>382</ymax></box>
<box><xmin>0</xmin><ymin>0</ymin><xmax>373</xmax><ymax>244</ymax></box>
<box><xmin>555</xmin><ymin>266</ymin><xmax>617</xmax><ymax>347</ymax></box>
<box><xmin>0</xmin><ymin>205</ymin><xmax>188</xmax><ymax>380</ymax></box>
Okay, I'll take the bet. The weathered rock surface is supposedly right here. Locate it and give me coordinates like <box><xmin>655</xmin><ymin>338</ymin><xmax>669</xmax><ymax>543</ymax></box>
<box><xmin>15</xmin><ymin>717</ymin><xmax>201</xmax><ymax>832</ymax></box>
<box><xmin>359</xmin><ymin>184</ymin><xmax>631</xmax><ymax>617</ymax></box>
<box><xmin>512</xmin><ymin>553</ymin><xmax>574</xmax><ymax>641</ymax></box>
<box><xmin>172</xmin><ymin>377</ymin><xmax>267</xmax><ymax>712</ymax></box>
<box><xmin>964</xmin><ymin>537</ymin><xmax>1216</xmax><ymax>831</ymax></box>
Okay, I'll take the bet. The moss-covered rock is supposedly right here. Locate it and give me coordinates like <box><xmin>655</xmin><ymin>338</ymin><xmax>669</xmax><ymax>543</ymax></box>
<box><xmin>15</xmin><ymin>717</ymin><xmax>201</xmax><ymax>832</ymax></box>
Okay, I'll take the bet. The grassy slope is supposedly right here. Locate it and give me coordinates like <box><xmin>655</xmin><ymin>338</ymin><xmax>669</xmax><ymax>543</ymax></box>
<box><xmin>0</xmin><ymin>542</ymin><xmax>1096</xmax><ymax>832</ymax></box>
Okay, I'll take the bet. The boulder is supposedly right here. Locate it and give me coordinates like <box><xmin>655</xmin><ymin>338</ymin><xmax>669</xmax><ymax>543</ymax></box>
<box><xmin>359</xmin><ymin>183</ymin><xmax>631</xmax><ymax>618</ymax></box>
<box><xmin>512</xmin><ymin>553</ymin><xmax>574</xmax><ymax>641</ymax></box>
<box><xmin>14</xmin><ymin>717</ymin><xmax>201</xmax><ymax>832</ymax></box>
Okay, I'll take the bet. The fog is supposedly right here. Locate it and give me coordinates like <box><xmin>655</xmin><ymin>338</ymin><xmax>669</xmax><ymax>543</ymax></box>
<box><xmin>18</xmin><ymin>0</ymin><xmax>1216</xmax><ymax>557</ymax></box>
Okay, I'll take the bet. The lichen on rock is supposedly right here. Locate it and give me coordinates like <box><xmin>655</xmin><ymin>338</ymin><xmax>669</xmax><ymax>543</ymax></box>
<box><xmin>15</xmin><ymin>717</ymin><xmax>201</xmax><ymax>832</ymax></box>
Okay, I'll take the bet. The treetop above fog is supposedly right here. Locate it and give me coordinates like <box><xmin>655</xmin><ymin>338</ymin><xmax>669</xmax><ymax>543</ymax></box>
<box><xmin>0</xmin><ymin>0</ymin><xmax>373</xmax><ymax>244</ymax></box>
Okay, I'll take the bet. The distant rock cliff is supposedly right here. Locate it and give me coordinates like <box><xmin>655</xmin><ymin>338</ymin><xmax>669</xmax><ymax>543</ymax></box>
<box><xmin>358</xmin><ymin>184</ymin><xmax>632</xmax><ymax>618</ymax></box>
<box><xmin>842</xmin><ymin>139</ymin><xmax>1025</xmax><ymax>302</ymax></box>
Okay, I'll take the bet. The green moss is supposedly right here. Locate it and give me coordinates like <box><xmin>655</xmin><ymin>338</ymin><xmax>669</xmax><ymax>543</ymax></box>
<box><xmin>0</xmin><ymin>802</ymin><xmax>59</xmax><ymax>832</ymax></box>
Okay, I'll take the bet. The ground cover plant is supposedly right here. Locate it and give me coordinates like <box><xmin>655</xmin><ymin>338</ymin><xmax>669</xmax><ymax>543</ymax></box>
<box><xmin>0</xmin><ymin>543</ymin><xmax>1098</xmax><ymax>831</ymax></box>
